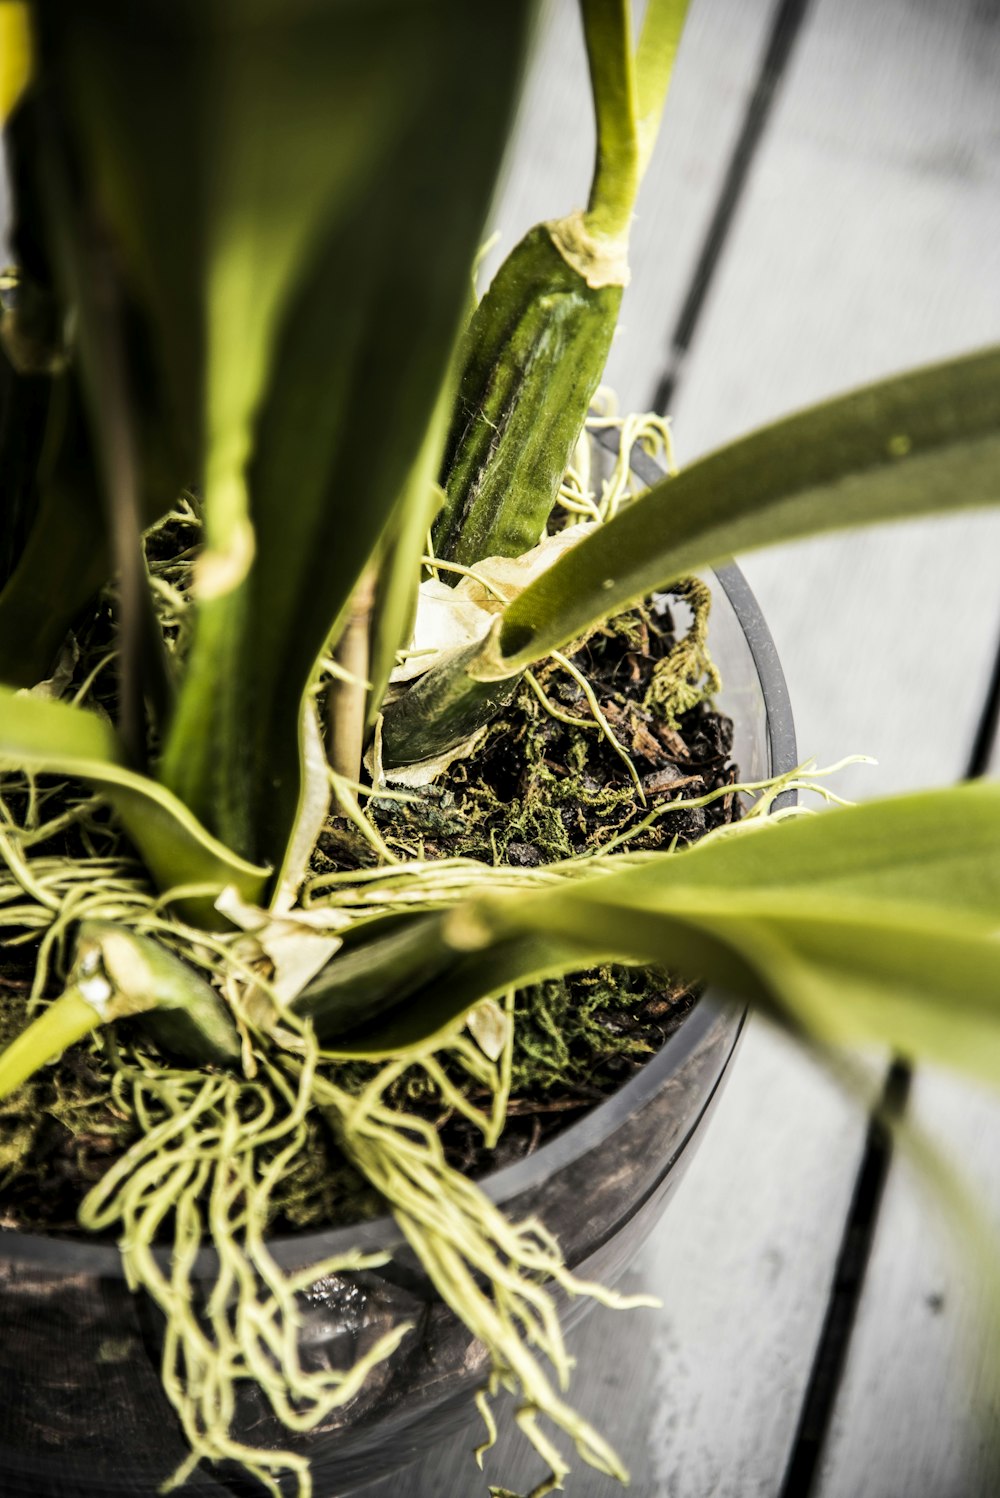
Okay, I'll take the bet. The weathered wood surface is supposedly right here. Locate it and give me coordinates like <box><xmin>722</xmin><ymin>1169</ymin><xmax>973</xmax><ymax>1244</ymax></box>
<box><xmin>643</xmin><ymin>0</ymin><xmax>1000</xmax><ymax>1489</ymax></box>
<box><xmin>813</xmin><ymin>730</ymin><xmax>1000</xmax><ymax>1497</ymax></box>
<box><xmin>670</xmin><ymin>5</ymin><xmax>1000</xmax><ymax>1493</ymax></box>
<box><xmin>813</xmin><ymin>1069</ymin><xmax>1000</xmax><ymax>1498</ymax></box>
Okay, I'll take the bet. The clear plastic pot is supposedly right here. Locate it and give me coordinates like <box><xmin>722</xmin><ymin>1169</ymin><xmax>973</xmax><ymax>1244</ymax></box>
<box><xmin>0</xmin><ymin>446</ymin><xmax>796</xmax><ymax>1496</ymax></box>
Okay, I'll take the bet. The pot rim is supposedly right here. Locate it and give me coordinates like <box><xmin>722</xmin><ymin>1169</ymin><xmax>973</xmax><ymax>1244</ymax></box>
<box><xmin>0</xmin><ymin>436</ymin><xmax>797</xmax><ymax>1276</ymax></box>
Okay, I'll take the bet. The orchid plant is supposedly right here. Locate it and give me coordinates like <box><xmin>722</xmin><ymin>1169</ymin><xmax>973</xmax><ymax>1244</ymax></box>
<box><xmin>0</xmin><ymin>1</ymin><xmax>998</xmax><ymax>1494</ymax></box>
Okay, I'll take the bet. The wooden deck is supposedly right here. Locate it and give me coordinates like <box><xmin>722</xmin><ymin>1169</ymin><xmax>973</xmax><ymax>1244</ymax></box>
<box><xmin>379</xmin><ymin>1</ymin><xmax>1000</xmax><ymax>1493</ymax></box>
<box><xmin>2</xmin><ymin>3</ymin><xmax>997</xmax><ymax>1495</ymax></box>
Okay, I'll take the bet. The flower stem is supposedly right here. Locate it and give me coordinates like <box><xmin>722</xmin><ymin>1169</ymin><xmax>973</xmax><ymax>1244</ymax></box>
<box><xmin>580</xmin><ymin>0</ymin><xmax>640</xmax><ymax>247</ymax></box>
<box><xmin>580</xmin><ymin>0</ymin><xmax>693</xmax><ymax>247</ymax></box>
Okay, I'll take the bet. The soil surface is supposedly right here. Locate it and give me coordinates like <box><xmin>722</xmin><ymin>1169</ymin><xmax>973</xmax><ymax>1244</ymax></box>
<box><xmin>311</xmin><ymin>593</ymin><xmax>741</xmax><ymax>1200</ymax></box>
<box><xmin>0</xmin><ymin>592</ymin><xmax>740</xmax><ymax>1235</ymax></box>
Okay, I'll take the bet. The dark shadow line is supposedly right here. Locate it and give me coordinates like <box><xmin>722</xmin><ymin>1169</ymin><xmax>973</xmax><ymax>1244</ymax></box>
<box><xmin>650</xmin><ymin>0</ymin><xmax>812</xmax><ymax>415</ymax></box>
<box><xmin>965</xmin><ymin>612</ymin><xmax>1000</xmax><ymax>781</ymax></box>
<box><xmin>777</xmin><ymin>1059</ymin><xmax>911</xmax><ymax>1498</ymax></box>
<box><xmin>778</xmin><ymin>614</ymin><xmax>1000</xmax><ymax>1498</ymax></box>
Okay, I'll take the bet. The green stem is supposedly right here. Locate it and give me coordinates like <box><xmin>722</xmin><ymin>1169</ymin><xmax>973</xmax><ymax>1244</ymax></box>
<box><xmin>580</xmin><ymin>0</ymin><xmax>692</xmax><ymax>246</ymax></box>
<box><xmin>580</xmin><ymin>0</ymin><xmax>640</xmax><ymax>246</ymax></box>
<box><xmin>0</xmin><ymin>985</ymin><xmax>104</xmax><ymax>1100</ymax></box>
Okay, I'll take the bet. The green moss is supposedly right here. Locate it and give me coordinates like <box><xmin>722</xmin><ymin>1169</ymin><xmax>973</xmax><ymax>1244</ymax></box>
<box><xmin>0</xmin><ymin>573</ymin><xmax>730</xmax><ymax>1234</ymax></box>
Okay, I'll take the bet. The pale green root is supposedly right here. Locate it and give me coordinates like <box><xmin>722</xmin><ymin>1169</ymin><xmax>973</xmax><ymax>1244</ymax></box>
<box><xmin>79</xmin><ymin>1036</ymin><xmax>410</xmax><ymax>1498</ymax></box>
<box><xmin>314</xmin><ymin>1033</ymin><xmax>659</xmax><ymax>1494</ymax></box>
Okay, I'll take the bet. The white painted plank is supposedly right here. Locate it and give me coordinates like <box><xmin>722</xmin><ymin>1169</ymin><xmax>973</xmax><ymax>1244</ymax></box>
<box><xmin>637</xmin><ymin>1020</ymin><xmax>868</xmax><ymax>1498</ymax></box>
<box><xmin>655</xmin><ymin>0</ymin><xmax>1000</xmax><ymax>1493</ymax></box>
<box><xmin>672</xmin><ymin>0</ymin><xmax>1000</xmax><ymax>802</ymax></box>
<box><xmin>815</xmin><ymin>1067</ymin><xmax>1000</xmax><ymax>1498</ymax></box>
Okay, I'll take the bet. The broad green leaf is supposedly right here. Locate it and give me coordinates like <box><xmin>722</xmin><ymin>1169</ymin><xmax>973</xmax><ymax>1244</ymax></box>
<box><xmin>584</xmin><ymin>781</ymin><xmax>1000</xmax><ymax>920</ymax></box>
<box><xmin>478</xmin><ymin>345</ymin><xmax>1000</xmax><ymax>677</ymax></box>
<box><xmin>0</xmin><ymin>684</ymin><xmax>267</xmax><ymax>921</ymax></box>
<box><xmin>0</xmin><ymin>344</ymin><xmax>48</xmax><ymax>601</ymax></box>
<box><xmin>473</xmin><ymin>894</ymin><xmax>1000</xmax><ymax>1084</ymax></box>
<box><xmin>316</xmin><ymin>928</ymin><xmax>581</xmax><ymax>1059</ymax></box>
<box><xmin>32</xmin><ymin>0</ymin><xmax>534</xmax><ymax>868</ymax></box>
<box><xmin>313</xmin><ymin>783</ymin><xmax>1000</xmax><ymax>1078</ymax></box>
<box><xmin>294</xmin><ymin>913</ymin><xmax>458</xmax><ymax>1046</ymax></box>
<box><xmin>225</xmin><ymin>2</ymin><xmax>534</xmax><ymax>867</ymax></box>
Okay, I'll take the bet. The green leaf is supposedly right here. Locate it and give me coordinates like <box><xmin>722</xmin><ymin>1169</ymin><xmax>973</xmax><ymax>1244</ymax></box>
<box><xmin>317</xmin><ymin>929</ymin><xmax>580</xmax><ymax>1060</ymax></box>
<box><xmin>0</xmin><ymin>684</ymin><xmax>267</xmax><ymax>922</ymax></box>
<box><xmin>459</xmin><ymin>783</ymin><xmax>1000</xmax><ymax>1079</ymax></box>
<box><xmin>294</xmin><ymin>913</ymin><xmax>457</xmax><ymax>1045</ymax></box>
<box><xmin>33</xmin><ymin>0</ymin><xmax>534</xmax><ymax>868</ymax></box>
<box><xmin>75</xmin><ymin>920</ymin><xmax>242</xmax><ymax>1067</ymax></box>
<box><xmin>0</xmin><ymin>342</ymin><xmax>49</xmax><ymax>600</ymax></box>
<box><xmin>0</xmin><ymin>987</ymin><xmax>104</xmax><ymax>1103</ymax></box>
<box><xmin>314</xmin><ymin>783</ymin><xmax>1000</xmax><ymax>1078</ymax></box>
<box><xmin>2</xmin><ymin>83</ymin><xmax>184</xmax><ymax>735</ymax></box>
<box><xmin>484</xmin><ymin>893</ymin><xmax>1000</xmax><ymax>1083</ymax></box>
<box><xmin>0</xmin><ymin>920</ymin><xmax>241</xmax><ymax>1100</ymax></box>
<box><xmin>226</xmin><ymin>2</ymin><xmax>534</xmax><ymax>867</ymax></box>
<box><xmin>0</xmin><ymin>3</ymin><xmax>32</xmax><ymax>125</ymax></box>
<box><xmin>481</xmin><ymin>344</ymin><xmax>1000</xmax><ymax>676</ymax></box>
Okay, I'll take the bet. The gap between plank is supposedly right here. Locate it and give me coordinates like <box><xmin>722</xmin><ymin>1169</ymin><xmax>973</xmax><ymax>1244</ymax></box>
<box><xmin>648</xmin><ymin>0</ymin><xmax>812</xmax><ymax>416</ymax></box>
<box><xmin>778</xmin><ymin>616</ymin><xmax>1000</xmax><ymax>1497</ymax></box>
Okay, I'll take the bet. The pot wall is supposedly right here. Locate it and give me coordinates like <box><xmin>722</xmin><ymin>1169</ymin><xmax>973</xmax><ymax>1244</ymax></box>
<box><xmin>0</xmin><ymin>557</ymin><xmax>796</xmax><ymax>1497</ymax></box>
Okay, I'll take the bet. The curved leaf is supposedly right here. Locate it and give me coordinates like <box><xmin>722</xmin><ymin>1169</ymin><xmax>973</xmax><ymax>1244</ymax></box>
<box><xmin>0</xmin><ymin>684</ymin><xmax>267</xmax><ymax>922</ymax></box>
<box><xmin>480</xmin><ymin>344</ymin><xmax>1000</xmax><ymax>676</ymax></box>
<box><xmin>32</xmin><ymin>0</ymin><xmax>534</xmax><ymax>868</ymax></box>
<box><xmin>316</xmin><ymin>783</ymin><xmax>1000</xmax><ymax>1077</ymax></box>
